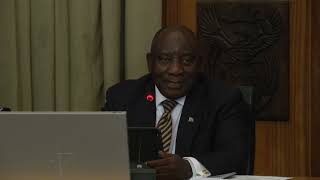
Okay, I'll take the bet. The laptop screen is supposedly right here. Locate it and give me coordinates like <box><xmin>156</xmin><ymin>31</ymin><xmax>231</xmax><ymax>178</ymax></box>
<box><xmin>0</xmin><ymin>112</ymin><xmax>130</xmax><ymax>180</ymax></box>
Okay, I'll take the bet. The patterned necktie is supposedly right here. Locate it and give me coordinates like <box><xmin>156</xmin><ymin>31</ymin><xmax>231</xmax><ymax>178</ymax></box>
<box><xmin>157</xmin><ymin>99</ymin><xmax>178</xmax><ymax>153</ymax></box>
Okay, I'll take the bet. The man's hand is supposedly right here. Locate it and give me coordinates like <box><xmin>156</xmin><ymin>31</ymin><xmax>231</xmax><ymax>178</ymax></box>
<box><xmin>147</xmin><ymin>151</ymin><xmax>193</xmax><ymax>180</ymax></box>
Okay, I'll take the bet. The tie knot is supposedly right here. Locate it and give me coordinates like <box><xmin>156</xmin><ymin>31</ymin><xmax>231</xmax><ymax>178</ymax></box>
<box><xmin>162</xmin><ymin>99</ymin><xmax>177</xmax><ymax>113</ymax></box>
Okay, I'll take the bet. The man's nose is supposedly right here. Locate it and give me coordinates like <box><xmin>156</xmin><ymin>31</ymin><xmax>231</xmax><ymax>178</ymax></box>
<box><xmin>167</xmin><ymin>59</ymin><xmax>183</xmax><ymax>74</ymax></box>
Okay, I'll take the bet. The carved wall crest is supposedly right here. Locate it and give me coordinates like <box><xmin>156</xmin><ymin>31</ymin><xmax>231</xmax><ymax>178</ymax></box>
<box><xmin>198</xmin><ymin>1</ymin><xmax>289</xmax><ymax>120</ymax></box>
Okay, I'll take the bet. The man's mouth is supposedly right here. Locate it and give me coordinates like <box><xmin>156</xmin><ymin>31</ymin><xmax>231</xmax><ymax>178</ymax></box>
<box><xmin>166</xmin><ymin>81</ymin><xmax>183</xmax><ymax>89</ymax></box>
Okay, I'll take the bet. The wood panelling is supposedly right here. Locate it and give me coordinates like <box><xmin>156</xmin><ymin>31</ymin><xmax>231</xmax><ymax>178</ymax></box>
<box><xmin>256</xmin><ymin>0</ymin><xmax>314</xmax><ymax>175</ymax></box>
<box><xmin>163</xmin><ymin>0</ymin><xmax>320</xmax><ymax>176</ymax></box>
<box><xmin>249</xmin><ymin>0</ymin><xmax>312</xmax><ymax>175</ymax></box>
<box><xmin>311</xmin><ymin>0</ymin><xmax>320</xmax><ymax>176</ymax></box>
<box><xmin>162</xmin><ymin>0</ymin><xmax>196</xmax><ymax>31</ymax></box>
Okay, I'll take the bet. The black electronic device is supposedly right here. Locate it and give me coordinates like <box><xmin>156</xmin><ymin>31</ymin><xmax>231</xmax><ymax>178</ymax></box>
<box><xmin>127</xmin><ymin>127</ymin><xmax>162</xmax><ymax>168</ymax></box>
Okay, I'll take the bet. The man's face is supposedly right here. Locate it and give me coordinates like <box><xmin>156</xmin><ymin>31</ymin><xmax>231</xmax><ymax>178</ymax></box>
<box><xmin>147</xmin><ymin>31</ymin><xmax>201</xmax><ymax>99</ymax></box>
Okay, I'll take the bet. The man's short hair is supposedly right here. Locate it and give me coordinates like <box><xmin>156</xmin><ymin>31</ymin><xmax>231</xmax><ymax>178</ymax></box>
<box><xmin>150</xmin><ymin>26</ymin><xmax>197</xmax><ymax>53</ymax></box>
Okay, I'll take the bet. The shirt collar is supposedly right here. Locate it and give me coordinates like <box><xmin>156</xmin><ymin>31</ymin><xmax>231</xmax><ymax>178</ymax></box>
<box><xmin>155</xmin><ymin>85</ymin><xmax>186</xmax><ymax>107</ymax></box>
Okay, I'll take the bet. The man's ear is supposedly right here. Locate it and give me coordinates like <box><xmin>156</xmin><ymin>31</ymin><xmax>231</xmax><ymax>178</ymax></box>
<box><xmin>146</xmin><ymin>53</ymin><xmax>153</xmax><ymax>72</ymax></box>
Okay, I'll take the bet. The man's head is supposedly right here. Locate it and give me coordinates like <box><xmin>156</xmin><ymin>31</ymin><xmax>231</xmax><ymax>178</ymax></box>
<box><xmin>147</xmin><ymin>26</ymin><xmax>203</xmax><ymax>99</ymax></box>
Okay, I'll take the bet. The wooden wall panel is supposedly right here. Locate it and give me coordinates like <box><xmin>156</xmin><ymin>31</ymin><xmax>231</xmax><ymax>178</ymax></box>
<box><xmin>288</xmin><ymin>0</ymin><xmax>311</xmax><ymax>176</ymax></box>
<box><xmin>162</xmin><ymin>0</ymin><xmax>196</xmax><ymax>31</ymax></box>
<box><xmin>255</xmin><ymin>0</ymin><xmax>311</xmax><ymax>176</ymax></box>
<box><xmin>163</xmin><ymin>0</ymin><xmax>319</xmax><ymax>177</ymax></box>
<box><xmin>250</xmin><ymin>0</ymin><xmax>312</xmax><ymax>175</ymax></box>
<box><xmin>311</xmin><ymin>0</ymin><xmax>320</xmax><ymax>176</ymax></box>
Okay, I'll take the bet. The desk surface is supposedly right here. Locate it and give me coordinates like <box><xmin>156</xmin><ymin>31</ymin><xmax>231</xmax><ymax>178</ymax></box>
<box><xmin>294</xmin><ymin>178</ymin><xmax>320</xmax><ymax>180</ymax></box>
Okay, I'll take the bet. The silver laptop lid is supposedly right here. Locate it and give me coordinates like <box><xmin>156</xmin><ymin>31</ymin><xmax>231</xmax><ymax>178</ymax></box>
<box><xmin>0</xmin><ymin>112</ymin><xmax>130</xmax><ymax>180</ymax></box>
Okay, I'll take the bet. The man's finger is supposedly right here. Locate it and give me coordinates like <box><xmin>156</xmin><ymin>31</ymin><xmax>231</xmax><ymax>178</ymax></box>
<box><xmin>146</xmin><ymin>158</ymin><xmax>168</xmax><ymax>167</ymax></box>
<box><xmin>154</xmin><ymin>165</ymin><xmax>171</xmax><ymax>174</ymax></box>
<box><xmin>158</xmin><ymin>150</ymin><xmax>172</xmax><ymax>158</ymax></box>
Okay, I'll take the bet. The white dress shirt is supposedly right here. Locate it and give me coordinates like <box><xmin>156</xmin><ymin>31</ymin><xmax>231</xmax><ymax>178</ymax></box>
<box><xmin>155</xmin><ymin>86</ymin><xmax>211</xmax><ymax>178</ymax></box>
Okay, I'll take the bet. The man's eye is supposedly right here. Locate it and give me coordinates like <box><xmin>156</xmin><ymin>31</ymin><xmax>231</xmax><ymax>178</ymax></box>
<box><xmin>182</xmin><ymin>56</ymin><xmax>195</xmax><ymax>65</ymax></box>
<box><xmin>158</xmin><ymin>56</ymin><xmax>171</xmax><ymax>64</ymax></box>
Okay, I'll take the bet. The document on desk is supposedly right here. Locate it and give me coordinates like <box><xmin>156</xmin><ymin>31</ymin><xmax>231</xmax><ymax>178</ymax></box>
<box><xmin>190</xmin><ymin>175</ymin><xmax>292</xmax><ymax>180</ymax></box>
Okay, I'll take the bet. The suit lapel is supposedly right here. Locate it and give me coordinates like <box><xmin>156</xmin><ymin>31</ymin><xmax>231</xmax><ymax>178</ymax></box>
<box><xmin>175</xmin><ymin>82</ymin><xmax>205</xmax><ymax>156</ymax></box>
<box><xmin>127</xmin><ymin>78</ymin><xmax>156</xmax><ymax>127</ymax></box>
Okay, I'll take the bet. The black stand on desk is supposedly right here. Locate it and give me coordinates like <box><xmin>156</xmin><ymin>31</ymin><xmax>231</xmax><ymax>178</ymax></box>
<box><xmin>128</xmin><ymin>127</ymin><xmax>162</xmax><ymax>180</ymax></box>
<box><xmin>130</xmin><ymin>162</ymin><xmax>156</xmax><ymax>180</ymax></box>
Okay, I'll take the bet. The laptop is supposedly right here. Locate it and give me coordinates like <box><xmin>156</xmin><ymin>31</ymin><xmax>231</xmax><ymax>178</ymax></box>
<box><xmin>0</xmin><ymin>112</ymin><xmax>130</xmax><ymax>180</ymax></box>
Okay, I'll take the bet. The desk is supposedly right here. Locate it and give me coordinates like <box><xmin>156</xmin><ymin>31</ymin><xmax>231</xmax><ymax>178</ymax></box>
<box><xmin>293</xmin><ymin>178</ymin><xmax>320</xmax><ymax>180</ymax></box>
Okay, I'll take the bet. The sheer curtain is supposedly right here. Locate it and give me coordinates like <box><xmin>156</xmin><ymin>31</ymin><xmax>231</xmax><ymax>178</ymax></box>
<box><xmin>0</xmin><ymin>0</ymin><xmax>161</xmax><ymax>111</ymax></box>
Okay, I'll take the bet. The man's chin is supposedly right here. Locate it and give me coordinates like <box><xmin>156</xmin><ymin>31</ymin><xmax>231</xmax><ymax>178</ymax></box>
<box><xmin>163</xmin><ymin>89</ymin><xmax>186</xmax><ymax>99</ymax></box>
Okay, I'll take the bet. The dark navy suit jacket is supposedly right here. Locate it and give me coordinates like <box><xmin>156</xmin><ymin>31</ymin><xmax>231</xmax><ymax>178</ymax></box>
<box><xmin>103</xmin><ymin>73</ymin><xmax>254</xmax><ymax>175</ymax></box>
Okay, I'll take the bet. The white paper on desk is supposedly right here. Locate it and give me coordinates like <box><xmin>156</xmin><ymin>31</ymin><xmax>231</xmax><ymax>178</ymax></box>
<box><xmin>190</xmin><ymin>177</ymin><xmax>222</xmax><ymax>180</ymax></box>
<box><xmin>190</xmin><ymin>175</ymin><xmax>292</xmax><ymax>180</ymax></box>
<box><xmin>232</xmin><ymin>175</ymin><xmax>292</xmax><ymax>180</ymax></box>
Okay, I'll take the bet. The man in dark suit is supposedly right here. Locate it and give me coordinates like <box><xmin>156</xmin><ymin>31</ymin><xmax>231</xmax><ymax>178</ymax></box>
<box><xmin>103</xmin><ymin>26</ymin><xmax>253</xmax><ymax>179</ymax></box>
